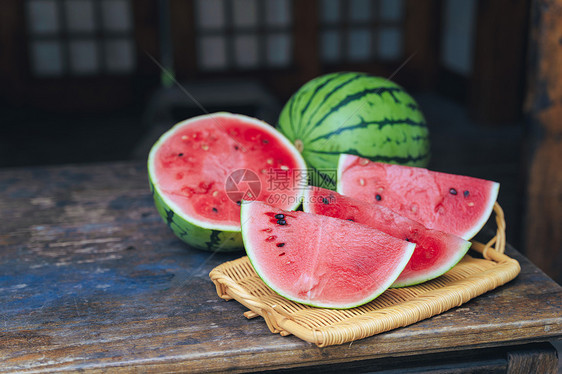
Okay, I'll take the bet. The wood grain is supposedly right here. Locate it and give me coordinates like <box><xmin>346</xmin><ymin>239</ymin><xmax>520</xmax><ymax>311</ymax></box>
<box><xmin>524</xmin><ymin>0</ymin><xmax>562</xmax><ymax>284</ymax></box>
<box><xmin>0</xmin><ymin>162</ymin><xmax>560</xmax><ymax>373</ymax></box>
<box><xmin>506</xmin><ymin>343</ymin><xmax>559</xmax><ymax>374</ymax></box>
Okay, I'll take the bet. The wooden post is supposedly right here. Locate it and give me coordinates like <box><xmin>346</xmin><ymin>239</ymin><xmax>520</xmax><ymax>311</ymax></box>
<box><xmin>292</xmin><ymin>0</ymin><xmax>321</xmax><ymax>85</ymax></box>
<box><xmin>403</xmin><ymin>0</ymin><xmax>442</xmax><ymax>90</ymax></box>
<box><xmin>506</xmin><ymin>343</ymin><xmax>559</xmax><ymax>374</ymax></box>
<box><xmin>132</xmin><ymin>0</ymin><xmax>160</xmax><ymax>75</ymax></box>
<box><xmin>0</xmin><ymin>0</ymin><xmax>26</xmax><ymax>105</ymax></box>
<box><xmin>524</xmin><ymin>0</ymin><xmax>562</xmax><ymax>284</ymax></box>
<box><xmin>470</xmin><ymin>0</ymin><xmax>530</xmax><ymax>123</ymax></box>
<box><xmin>169</xmin><ymin>0</ymin><xmax>197</xmax><ymax>80</ymax></box>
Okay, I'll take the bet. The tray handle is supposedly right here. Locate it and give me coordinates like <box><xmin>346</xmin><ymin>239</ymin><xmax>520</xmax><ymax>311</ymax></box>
<box><xmin>470</xmin><ymin>202</ymin><xmax>507</xmax><ymax>260</ymax></box>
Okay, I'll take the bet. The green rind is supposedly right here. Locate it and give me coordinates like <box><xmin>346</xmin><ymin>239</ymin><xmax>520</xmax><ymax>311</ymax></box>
<box><xmin>277</xmin><ymin>72</ymin><xmax>430</xmax><ymax>190</ymax></box>
<box><xmin>150</xmin><ymin>180</ymin><xmax>243</xmax><ymax>252</ymax></box>
<box><xmin>241</xmin><ymin>201</ymin><xmax>416</xmax><ymax>309</ymax></box>
<box><xmin>148</xmin><ymin>112</ymin><xmax>307</xmax><ymax>252</ymax></box>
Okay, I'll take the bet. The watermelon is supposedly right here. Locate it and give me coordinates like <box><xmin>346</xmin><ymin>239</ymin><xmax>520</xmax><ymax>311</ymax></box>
<box><xmin>303</xmin><ymin>187</ymin><xmax>471</xmax><ymax>287</ymax></box>
<box><xmin>277</xmin><ymin>72</ymin><xmax>430</xmax><ymax>189</ymax></box>
<box><xmin>337</xmin><ymin>155</ymin><xmax>500</xmax><ymax>240</ymax></box>
<box><xmin>241</xmin><ymin>201</ymin><xmax>416</xmax><ymax>308</ymax></box>
<box><xmin>148</xmin><ymin>112</ymin><xmax>307</xmax><ymax>252</ymax></box>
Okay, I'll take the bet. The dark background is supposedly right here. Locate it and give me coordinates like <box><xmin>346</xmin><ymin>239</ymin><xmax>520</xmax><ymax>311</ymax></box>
<box><xmin>1</xmin><ymin>0</ymin><xmax>559</xmax><ymax>285</ymax></box>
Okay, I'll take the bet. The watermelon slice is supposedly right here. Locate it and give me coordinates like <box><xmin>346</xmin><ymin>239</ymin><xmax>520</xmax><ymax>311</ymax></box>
<box><xmin>148</xmin><ymin>112</ymin><xmax>307</xmax><ymax>252</ymax></box>
<box><xmin>337</xmin><ymin>155</ymin><xmax>499</xmax><ymax>240</ymax></box>
<box><xmin>241</xmin><ymin>201</ymin><xmax>416</xmax><ymax>308</ymax></box>
<box><xmin>303</xmin><ymin>187</ymin><xmax>471</xmax><ymax>287</ymax></box>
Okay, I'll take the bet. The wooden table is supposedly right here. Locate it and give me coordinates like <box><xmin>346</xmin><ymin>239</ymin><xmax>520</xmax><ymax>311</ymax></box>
<box><xmin>1</xmin><ymin>162</ymin><xmax>561</xmax><ymax>373</ymax></box>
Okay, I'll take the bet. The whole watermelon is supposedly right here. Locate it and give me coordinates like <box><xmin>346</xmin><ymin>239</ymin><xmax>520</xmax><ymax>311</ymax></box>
<box><xmin>277</xmin><ymin>72</ymin><xmax>430</xmax><ymax>189</ymax></box>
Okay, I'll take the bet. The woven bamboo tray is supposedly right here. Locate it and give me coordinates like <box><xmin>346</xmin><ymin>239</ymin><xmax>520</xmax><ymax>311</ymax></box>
<box><xmin>209</xmin><ymin>203</ymin><xmax>521</xmax><ymax>347</ymax></box>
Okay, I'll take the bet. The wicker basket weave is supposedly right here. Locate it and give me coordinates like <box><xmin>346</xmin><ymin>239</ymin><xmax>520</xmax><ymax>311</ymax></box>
<box><xmin>209</xmin><ymin>203</ymin><xmax>520</xmax><ymax>347</ymax></box>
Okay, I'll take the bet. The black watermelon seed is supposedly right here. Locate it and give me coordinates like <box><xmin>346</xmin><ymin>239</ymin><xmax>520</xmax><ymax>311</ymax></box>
<box><xmin>347</xmin><ymin>218</ymin><xmax>354</xmax><ymax>221</ymax></box>
<box><xmin>234</xmin><ymin>145</ymin><xmax>239</xmax><ymax>150</ymax></box>
<box><xmin>375</xmin><ymin>194</ymin><xmax>382</xmax><ymax>201</ymax></box>
<box><xmin>464</xmin><ymin>190</ymin><xmax>469</xmax><ymax>197</ymax></box>
<box><xmin>277</xmin><ymin>219</ymin><xmax>287</xmax><ymax>225</ymax></box>
<box><xmin>262</xmin><ymin>139</ymin><xmax>269</xmax><ymax>144</ymax></box>
<box><xmin>212</xmin><ymin>207</ymin><xmax>218</xmax><ymax>213</ymax></box>
<box><xmin>405</xmin><ymin>238</ymin><xmax>411</xmax><ymax>242</ymax></box>
<box><xmin>276</xmin><ymin>243</ymin><xmax>285</xmax><ymax>247</ymax></box>
<box><xmin>322</xmin><ymin>197</ymin><xmax>330</xmax><ymax>204</ymax></box>
<box><xmin>274</xmin><ymin>213</ymin><xmax>285</xmax><ymax>219</ymax></box>
<box><xmin>178</xmin><ymin>153</ymin><xmax>184</xmax><ymax>157</ymax></box>
<box><xmin>236</xmin><ymin>201</ymin><xmax>241</xmax><ymax>206</ymax></box>
<box><xmin>279</xmin><ymin>252</ymin><xmax>286</xmax><ymax>256</ymax></box>
<box><xmin>449</xmin><ymin>188</ymin><xmax>458</xmax><ymax>195</ymax></box>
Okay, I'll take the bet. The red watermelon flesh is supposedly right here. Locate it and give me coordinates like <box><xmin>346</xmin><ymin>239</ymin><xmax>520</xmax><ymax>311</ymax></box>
<box><xmin>241</xmin><ymin>201</ymin><xmax>416</xmax><ymax>309</ymax></box>
<box><xmin>337</xmin><ymin>155</ymin><xmax>499</xmax><ymax>240</ymax></box>
<box><xmin>303</xmin><ymin>187</ymin><xmax>471</xmax><ymax>287</ymax></box>
<box><xmin>150</xmin><ymin>113</ymin><xmax>306</xmax><ymax>231</ymax></box>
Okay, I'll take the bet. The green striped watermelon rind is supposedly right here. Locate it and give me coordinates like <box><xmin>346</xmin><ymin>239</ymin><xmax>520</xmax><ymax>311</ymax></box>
<box><xmin>277</xmin><ymin>72</ymin><xmax>430</xmax><ymax>190</ymax></box>
<box><xmin>149</xmin><ymin>180</ymin><xmax>244</xmax><ymax>252</ymax></box>
<box><xmin>147</xmin><ymin>112</ymin><xmax>306</xmax><ymax>252</ymax></box>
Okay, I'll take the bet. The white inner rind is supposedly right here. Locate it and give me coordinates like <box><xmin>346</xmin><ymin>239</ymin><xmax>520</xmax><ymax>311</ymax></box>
<box><xmin>391</xmin><ymin>239</ymin><xmax>471</xmax><ymax>288</ymax></box>
<box><xmin>301</xmin><ymin>188</ymin><xmax>313</xmax><ymax>213</ymax></box>
<box><xmin>459</xmin><ymin>182</ymin><xmax>500</xmax><ymax>240</ymax></box>
<box><xmin>336</xmin><ymin>154</ymin><xmax>353</xmax><ymax>194</ymax></box>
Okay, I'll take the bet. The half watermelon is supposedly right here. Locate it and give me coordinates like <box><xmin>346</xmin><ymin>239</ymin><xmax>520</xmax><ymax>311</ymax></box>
<box><xmin>148</xmin><ymin>112</ymin><xmax>307</xmax><ymax>252</ymax></box>
<box><xmin>303</xmin><ymin>187</ymin><xmax>471</xmax><ymax>287</ymax></box>
<box><xmin>241</xmin><ymin>201</ymin><xmax>416</xmax><ymax>308</ymax></box>
<box><xmin>337</xmin><ymin>155</ymin><xmax>499</xmax><ymax>240</ymax></box>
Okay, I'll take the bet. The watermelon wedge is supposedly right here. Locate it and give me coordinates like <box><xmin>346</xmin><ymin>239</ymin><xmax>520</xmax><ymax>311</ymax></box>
<box><xmin>303</xmin><ymin>187</ymin><xmax>471</xmax><ymax>287</ymax></box>
<box><xmin>241</xmin><ymin>201</ymin><xmax>416</xmax><ymax>309</ymax></box>
<box><xmin>148</xmin><ymin>112</ymin><xmax>307</xmax><ymax>252</ymax></box>
<box><xmin>337</xmin><ymin>155</ymin><xmax>499</xmax><ymax>240</ymax></box>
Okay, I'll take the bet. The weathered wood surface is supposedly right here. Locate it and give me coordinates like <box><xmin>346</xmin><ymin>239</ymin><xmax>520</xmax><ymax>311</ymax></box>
<box><xmin>0</xmin><ymin>162</ymin><xmax>560</xmax><ymax>373</ymax></box>
<box><xmin>524</xmin><ymin>0</ymin><xmax>562</xmax><ymax>284</ymax></box>
<box><xmin>506</xmin><ymin>343</ymin><xmax>559</xmax><ymax>374</ymax></box>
